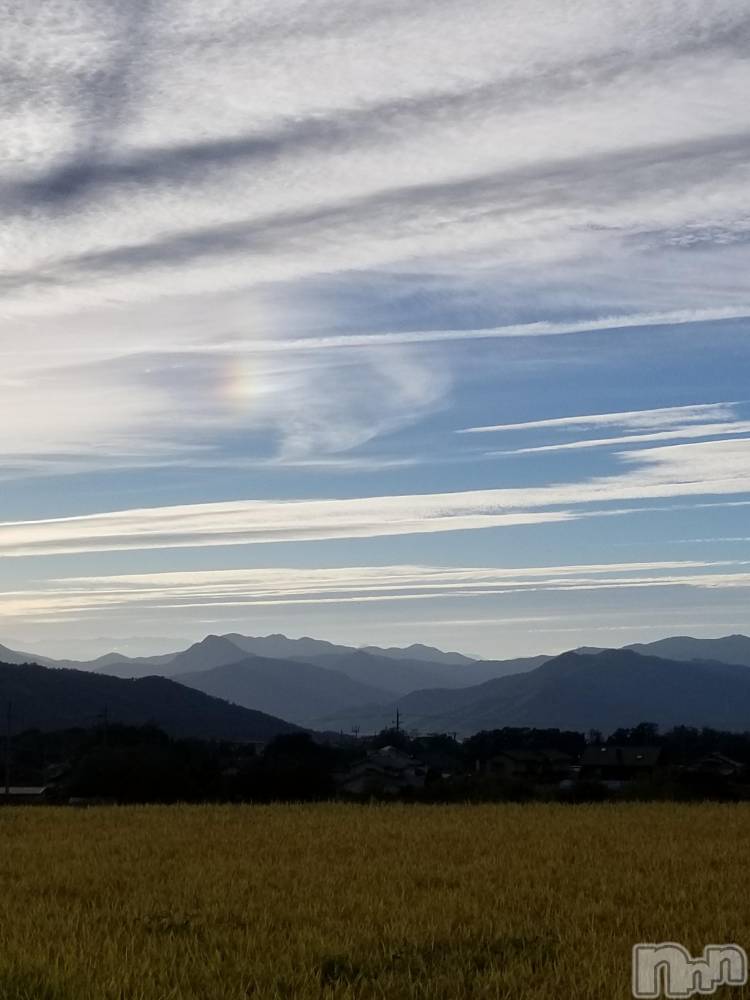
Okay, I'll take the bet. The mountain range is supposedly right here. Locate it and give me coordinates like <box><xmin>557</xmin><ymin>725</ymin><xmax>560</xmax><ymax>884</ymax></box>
<box><xmin>0</xmin><ymin>634</ymin><xmax>549</xmax><ymax>724</ymax></box>
<box><xmin>310</xmin><ymin>647</ymin><xmax>750</xmax><ymax>735</ymax></box>
<box><xmin>2</xmin><ymin>633</ymin><xmax>750</xmax><ymax>736</ymax></box>
<box><xmin>2</xmin><ymin>634</ymin><xmax>482</xmax><ymax>674</ymax></box>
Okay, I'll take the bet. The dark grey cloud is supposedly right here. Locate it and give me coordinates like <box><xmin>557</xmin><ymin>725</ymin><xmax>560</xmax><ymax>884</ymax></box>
<box><xmin>4</xmin><ymin>15</ymin><xmax>750</xmax><ymax>216</ymax></box>
<box><xmin>3</xmin><ymin>127</ymin><xmax>748</xmax><ymax>295</ymax></box>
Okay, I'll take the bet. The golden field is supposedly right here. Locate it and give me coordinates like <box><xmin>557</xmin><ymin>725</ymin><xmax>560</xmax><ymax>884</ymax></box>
<box><xmin>1</xmin><ymin>803</ymin><xmax>749</xmax><ymax>1000</ymax></box>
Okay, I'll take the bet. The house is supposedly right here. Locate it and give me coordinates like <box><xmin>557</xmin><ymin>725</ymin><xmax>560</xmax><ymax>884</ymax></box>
<box><xmin>1</xmin><ymin>786</ymin><xmax>49</xmax><ymax>805</ymax></box>
<box><xmin>416</xmin><ymin>747</ymin><xmax>461</xmax><ymax>779</ymax></box>
<box><xmin>488</xmin><ymin>749</ymin><xmax>574</xmax><ymax>782</ymax></box>
<box><xmin>337</xmin><ymin>745</ymin><xmax>427</xmax><ymax>796</ymax></box>
<box><xmin>580</xmin><ymin>745</ymin><xmax>662</xmax><ymax>782</ymax></box>
<box><xmin>685</xmin><ymin>753</ymin><xmax>746</xmax><ymax>779</ymax></box>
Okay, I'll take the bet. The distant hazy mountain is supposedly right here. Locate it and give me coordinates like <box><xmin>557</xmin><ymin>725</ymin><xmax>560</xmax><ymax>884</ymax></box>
<box><xmin>19</xmin><ymin>633</ymin><xmax>750</xmax><ymax>737</ymax></box>
<box><xmin>302</xmin><ymin>650</ymin><xmax>454</xmax><ymax>695</ymax></box>
<box><xmin>225</xmin><ymin>633</ymin><xmax>358</xmax><ymax>661</ymax></box>
<box><xmin>93</xmin><ymin>639</ymin><xmax>545</xmax><ymax>722</ymax></box>
<box><xmin>68</xmin><ymin>636</ymin><xmax>184</xmax><ymax>658</ymax></box>
<box><xmin>4</xmin><ymin>635</ymin><xmax>185</xmax><ymax>661</ymax></box>
<box><xmin>224</xmin><ymin>634</ymin><xmax>483</xmax><ymax>668</ymax></box>
<box><xmin>86</xmin><ymin>651</ymin><xmax>180</xmax><ymax>677</ymax></box>
<box><xmin>1</xmin><ymin>632</ymin><xmax>482</xmax><ymax>676</ymax></box>
<box><xmin>178</xmin><ymin>656</ymin><xmax>392</xmax><ymax>724</ymax></box>
<box><xmin>91</xmin><ymin>635</ymin><xmax>528</xmax><ymax>692</ymax></box>
<box><xmin>624</xmin><ymin>634</ymin><xmax>750</xmax><ymax>668</ymax></box>
<box><xmin>1</xmin><ymin>633</ymin><xmax>551</xmax><ymax>702</ymax></box>
<box><xmin>306</xmin><ymin>649</ymin><xmax>549</xmax><ymax>694</ymax></box>
<box><xmin>0</xmin><ymin>660</ymin><xmax>300</xmax><ymax>740</ymax></box>
<box><xmin>159</xmin><ymin>635</ymin><xmax>255</xmax><ymax>674</ymax></box>
<box><xmin>359</xmin><ymin>643</ymin><xmax>476</xmax><ymax>666</ymax></box>
<box><xmin>313</xmin><ymin>649</ymin><xmax>750</xmax><ymax>735</ymax></box>
<box><xmin>90</xmin><ymin>636</ymin><xmax>256</xmax><ymax>679</ymax></box>
<box><xmin>0</xmin><ymin>645</ymin><xmax>183</xmax><ymax>678</ymax></box>
<box><xmin>0</xmin><ymin>642</ymin><xmax>56</xmax><ymax>666</ymax></box>
<box><xmin>453</xmin><ymin>655</ymin><xmax>552</xmax><ymax>685</ymax></box>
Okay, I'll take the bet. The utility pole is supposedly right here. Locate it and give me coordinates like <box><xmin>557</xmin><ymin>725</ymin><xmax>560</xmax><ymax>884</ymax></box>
<box><xmin>4</xmin><ymin>701</ymin><xmax>11</xmax><ymax>799</ymax></box>
<box><xmin>395</xmin><ymin>708</ymin><xmax>401</xmax><ymax>733</ymax></box>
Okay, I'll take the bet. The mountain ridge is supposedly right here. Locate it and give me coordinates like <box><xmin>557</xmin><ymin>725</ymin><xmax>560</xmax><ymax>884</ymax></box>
<box><xmin>311</xmin><ymin>648</ymin><xmax>750</xmax><ymax>735</ymax></box>
<box><xmin>177</xmin><ymin>654</ymin><xmax>393</xmax><ymax>724</ymax></box>
<box><xmin>0</xmin><ymin>659</ymin><xmax>301</xmax><ymax>741</ymax></box>
<box><xmin>3</xmin><ymin>634</ymin><xmax>750</xmax><ymax>737</ymax></box>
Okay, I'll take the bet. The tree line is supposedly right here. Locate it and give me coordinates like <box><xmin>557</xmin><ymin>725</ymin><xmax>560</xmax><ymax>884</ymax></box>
<box><xmin>6</xmin><ymin>721</ymin><xmax>750</xmax><ymax>804</ymax></box>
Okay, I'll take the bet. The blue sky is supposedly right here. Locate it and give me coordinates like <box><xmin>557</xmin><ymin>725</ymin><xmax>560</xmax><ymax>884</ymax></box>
<box><xmin>2</xmin><ymin>0</ymin><xmax>750</xmax><ymax>659</ymax></box>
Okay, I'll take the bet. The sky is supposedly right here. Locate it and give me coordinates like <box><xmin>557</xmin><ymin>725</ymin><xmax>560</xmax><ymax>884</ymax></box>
<box><xmin>2</xmin><ymin>0</ymin><xmax>750</xmax><ymax>661</ymax></box>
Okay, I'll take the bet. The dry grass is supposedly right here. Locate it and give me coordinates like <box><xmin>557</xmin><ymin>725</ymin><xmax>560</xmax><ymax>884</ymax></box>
<box><xmin>1</xmin><ymin>803</ymin><xmax>749</xmax><ymax>999</ymax></box>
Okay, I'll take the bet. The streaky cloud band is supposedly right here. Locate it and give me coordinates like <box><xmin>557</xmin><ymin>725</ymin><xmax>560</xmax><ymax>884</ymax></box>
<box><xmin>1</xmin><ymin>437</ymin><xmax>749</xmax><ymax>558</ymax></box>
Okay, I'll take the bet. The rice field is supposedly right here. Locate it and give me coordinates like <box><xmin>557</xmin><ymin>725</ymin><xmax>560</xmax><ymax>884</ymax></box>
<box><xmin>1</xmin><ymin>802</ymin><xmax>749</xmax><ymax>999</ymax></box>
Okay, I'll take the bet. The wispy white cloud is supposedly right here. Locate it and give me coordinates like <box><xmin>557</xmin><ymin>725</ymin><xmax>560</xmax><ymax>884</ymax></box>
<box><xmin>3</xmin><ymin>558</ymin><xmax>749</xmax><ymax>623</ymax></box>
<box><xmin>3</xmin><ymin>1</ymin><xmax>749</xmax><ymax>655</ymax></box>
<box><xmin>459</xmin><ymin>402</ymin><xmax>739</xmax><ymax>435</ymax></box>
<box><xmin>0</xmin><ymin>342</ymin><xmax>447</xmax><ymax>474</ymax></box>
<box><xmin>204</xmin><ymin>308</ymin><xmax>750</xmax><ymax>353</ymax></box>
<box><xmin>487</xmin><ymin>422</ymin><xmax>750</xmax><ymax>455</ymax></box>
<box><xmin>0</xmin><ymin>505</ymin><xmax>578</xmax><ymax>558</ymax></box>
<box><xmin>461</xmin><ymin>402</ymin><xmax>750</xmax><ymax>468</ymax></box>
<box><xmin>666</xmin><ymin>537</ymin><xmax>750</xmax><ymax>544</ymax></box>
<box><xmin>1</xmin><ymin>437</ymin><xmax>749</xmax><ymax>557</ymax></box>
<box><xmin>3</xmin><ymin>1</ymin><xmax>750</xmax><ymax>475</ymax></box>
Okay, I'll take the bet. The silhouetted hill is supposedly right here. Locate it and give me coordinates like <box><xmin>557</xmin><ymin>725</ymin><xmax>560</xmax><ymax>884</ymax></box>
<box><xmin>177</xmin><ymin>655</ymin><xmax>392</xmax><ymax>724</ymax></box>
<box><xmin>0</xmin><ymin>660</ymin><xmax>300</xmax><ymax>740</ymax></box>
<box><xmin>625</xmin><ymin>634</ymin><xmax>750</xmax><ymax>667</ymax></box>
<box><xmin>313</xmin><ymin>649</ymin><xmax>750</xmax><ymax>735</ymax></box>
